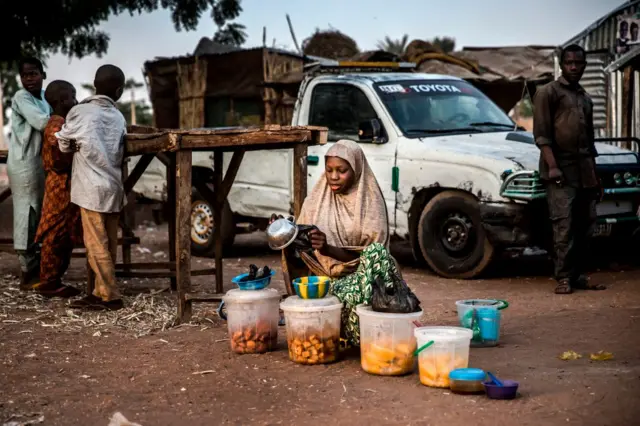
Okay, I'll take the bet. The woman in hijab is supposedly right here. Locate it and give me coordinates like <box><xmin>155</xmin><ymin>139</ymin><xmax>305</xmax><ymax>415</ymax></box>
<box><xmin>291</xmin><ymin>139</ymin><xmax>404</xmax><ymax>346</ymax></box>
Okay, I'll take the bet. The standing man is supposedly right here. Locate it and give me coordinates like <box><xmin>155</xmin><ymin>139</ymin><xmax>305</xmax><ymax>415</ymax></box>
<box><xmin>533</xmin><ymin>44</ymin><xmax>606</xmax><ymax>294</ymax></box>
<box><xmin>7</xmin><ymin>57</ymin><xmax>51</xmax><ymax>290</ymax></box>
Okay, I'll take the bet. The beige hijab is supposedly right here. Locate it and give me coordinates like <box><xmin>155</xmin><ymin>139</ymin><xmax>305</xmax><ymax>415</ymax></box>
<box><xmin>297</xmin><ymin>139</ymin><xmax>389</xmax><ymax>278</ymax></box>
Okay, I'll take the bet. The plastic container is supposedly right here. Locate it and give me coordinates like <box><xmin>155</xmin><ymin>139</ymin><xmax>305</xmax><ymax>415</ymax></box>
<box><xmin>280</xmin><ymin>295</ymin><xmax>343</xmax><ymax>365</ymax></box>
<box><xmin>356</xmin><ymin>305</ymin><xmax>423</xmax><ymax>376</ymax></box>
<box><xmin>292</xmin><ymin>276</ymin><xmax>331</xmax><ymax>299</ymax></box>
<box><xmin>231</xmin><ymin>269</ymin><xmax>276</xmax><ymax>290</ymax></box>
<box><xmin>414</xmin><ymin>326</ymin><xmax>473</xmax><ymax>388</ymax></box>
<box><xmin>222</xmin><ymin>288</ymin><xmax>281</xmax><ymax>354</ymax></box>
<box><xmin>449</xmin><ymin>368</ymin><xmax>486</xmax><ymax>394</ymax></box>
<box><xmin>455</xmin><ymin>299</ymin><xmax>508</xmax><ymax>347</ymax></box>
<box><xmin>484</xmin><ymin>380</ymin><xmax>519</xmax><ymax>400</ymax></box>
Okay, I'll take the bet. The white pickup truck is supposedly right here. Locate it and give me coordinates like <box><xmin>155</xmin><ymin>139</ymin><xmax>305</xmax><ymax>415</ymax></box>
<box><xmin>133</xmin><ymin>62</ymin><xmax>640</xmax><ymax>279</ymax></box>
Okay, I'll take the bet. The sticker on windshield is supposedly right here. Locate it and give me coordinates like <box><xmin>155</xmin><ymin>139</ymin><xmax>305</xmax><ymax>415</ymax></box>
<box><xmin>408</xmin><ymin>84</ymin><xmax>461</xmax><ymax>93</ymax></box>
<box><xmin>378</xmin><ymin>84</ymin><xmax>410</xmax><ymax>93</ymax></box>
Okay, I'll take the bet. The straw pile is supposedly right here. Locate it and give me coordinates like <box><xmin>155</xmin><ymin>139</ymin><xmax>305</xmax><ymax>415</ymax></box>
<box><xmin>302</xmin><ymin>30</ymin><xmax>360</xmax><ymax>60</ymax></box>
<box><xmin>0</xmin><ymin>274</ymin><xmax>219</xmax><ymax>338</ymax></box>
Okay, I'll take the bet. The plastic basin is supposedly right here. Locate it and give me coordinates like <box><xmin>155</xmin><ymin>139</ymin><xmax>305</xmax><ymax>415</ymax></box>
<box><xmin>455</xmin><ymin>299</ymin><xmax>508</xmax><ymax>347</ymax></box>
<box><xmin>414</xmin><ymin>326</ymin><xmax>473</xmax><ymax>388</ymax></box>
<box><xmin>483</xmin><ymin>380</ymin><xmax>519</xmax><ymax>400</ymax></box>
<box><xmin>292</xmin><ymin>276</ymin><xmax>331</xmax><ymax>299</ymax></box>
<box><xmin>356</xmin><ymin>305</ymin><xmax>423</xmax><ymax>376</ymax></box>
<box><xmin>231</xmin><ymin>269</ymin><xmax>276</xmax><ymax>290</ymax></box>
<box><xmin>280</xmin><ymin>295</ymin><xmax>343</xmax><ymax>365</ymax></box>
<box><xmin>222</xmin><ymin>288</ymin><xmax>281</xmax><ymax>354</ymax></box>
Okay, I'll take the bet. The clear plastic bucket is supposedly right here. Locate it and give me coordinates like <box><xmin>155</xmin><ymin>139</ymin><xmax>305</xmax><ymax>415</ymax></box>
<box><xmin>356</xmin><ymin>305</ymin><xmax>423</xmax><ymax>376</ymax></box>
<box><xmin>222</xmin><ymin>288</ymin><xmax>281</xmax><ymax>354</ymax></box>
<box><xmin>455</xmin><ymin>299</ymin><xmax>508</xmax><ymax>347</ymax></box>
<box><xmin>280</xmin><ymin>295</ymin><xmax>343</xmax><ymax>365</ymax></box>
<box><xmin>414</xmin><ymin>326</ymin><xmax>473</xmax><ymax>388</ymax></box>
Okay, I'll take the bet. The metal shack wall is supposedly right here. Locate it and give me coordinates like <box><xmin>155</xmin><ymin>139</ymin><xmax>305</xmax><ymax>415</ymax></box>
<box><xmin>558</xmin><ymin>1</ymin><xmax>640</xmax><ymax>141</ymax></box>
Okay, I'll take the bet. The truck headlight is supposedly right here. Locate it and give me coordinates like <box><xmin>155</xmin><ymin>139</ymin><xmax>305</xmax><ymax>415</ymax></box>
<box><xmin>614</xmin><ymin>173</ymin><xmax>623</xmax><ymax>185</ymax></box>
<box><xmin>624</xmin><ymin>172</ymin><xmax>635</xmax><ymax>185</ymax></box>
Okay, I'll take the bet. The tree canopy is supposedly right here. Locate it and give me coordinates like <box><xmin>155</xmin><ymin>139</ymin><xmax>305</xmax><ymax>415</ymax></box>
<box><xmin>1</xmin><ymin>0</ymin><xmax>244</xmax><ymax>123</ymax></box>
<box><xmin>1</xmin><ymin>0</ymin><xmax>244</xmax><ymax>63</ymax></box>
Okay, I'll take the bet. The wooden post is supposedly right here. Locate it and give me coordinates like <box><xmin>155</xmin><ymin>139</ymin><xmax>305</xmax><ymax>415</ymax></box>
<box><xmin>213</xmin><ymin>151</ymin><xmax>224</xmax><ymax>294</ymax></box>
<box><xmin>292</xmin><ymin>144</ymin><xmax>308</xmax><ymax>216</ymax></box>
<box><xmin>167</xmin><ymin>153</ymin><xmax>177</xmax><ymax>290</ymax></box>
<box><xmin>121</xmin><ymin>158</ymin><xmax>133</xmax><ymax>270</ymax></box>
<box><xmin>86</xmin><ymin>260</ymin><xmax>95</xmax><ymax>296</ymax></box>
<box><xmin>622</xmin><ymin>66</ymin><xmax>634</xmax><ymax>149</ymax></box>
<box><xmin>176</xmin><ymin>149</ymin><xmax>193</xmax><ymax>321</ymax></box>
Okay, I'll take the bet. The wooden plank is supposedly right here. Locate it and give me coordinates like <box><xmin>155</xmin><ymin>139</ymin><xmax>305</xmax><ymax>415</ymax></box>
<box><xmin>123</xmin><ymin>153</ymin><xmax>156</xmax><ymax>194</ymax></box>
<box><xmin>622</xmin><ymin>67</ymin><xmax>634</xmax><ymax>148</ymax></box>
<box><xmin>126</xmin><ymin>133</ymin><xmax>180</xmax><ymax>156</ymax></box>
<box><xmin>114</xmin><ymin>262</ymin><xmax>215</xmax><ymax>272</ymax></box>
<box><xmin>220</xmin><ymin>150</ymin><xmax>245</xmax><ymax>200</ymax></box>
<box><xmin>185</xmin><ymin>292</ymin><xmax>225</xmax><ymax>302</ymax></box>
<box><xmin>167</xmin><ymin>153</ymin><xmax>177</xmax><ymax>291</ymax></box>
<box><xmin>116</xmin><ymin>268</ymin><xmax>215</xmax><ymax>279</ymax></box>
<box><xmin>0</xmin><ymin>187</ymin><xmax>11</xmax><ymax>204</ymax></box>
<box><xmin>213</xmin><ymin>151</ymin><xmax>224</xmax><ymax>295</ymax></box>
<box><xmin>176</xmin><ymin>149</ymin><xmax>193</xmax><ymax>322</ymax></box>
<box><xmin>293</xmin><ymin>143</ymin><xmax>308</xmax><ymax>217</ymax></box>
<box><xmin>181</xmin><ymin>129</ymin><xmax>314</xmax><ymax>150</ymax></box>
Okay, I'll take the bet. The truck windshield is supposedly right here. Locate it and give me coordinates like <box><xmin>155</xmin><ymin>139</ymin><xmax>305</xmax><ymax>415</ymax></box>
<box><xmin>374</xmin><ymin>80</ymin><xmax>516</xmax><ymax>137</ymax></box>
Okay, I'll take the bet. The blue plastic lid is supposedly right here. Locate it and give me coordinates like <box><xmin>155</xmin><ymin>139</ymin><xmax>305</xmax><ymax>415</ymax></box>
<box><xmin>449</xmin><ymin>368</ymin><xmax>486</xmax><ymax>381</ymax></box>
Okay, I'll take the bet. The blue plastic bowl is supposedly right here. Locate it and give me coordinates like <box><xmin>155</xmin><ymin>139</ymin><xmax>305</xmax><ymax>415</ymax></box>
<box><xmin>292</xmin><ymin>276</ymin><xmax>331</xmax><ymax>299</ymax></box>
<box><xmin>231</xmin><ymin>269</ymin><xmax>276</xmax><ymax>290</ymax></box>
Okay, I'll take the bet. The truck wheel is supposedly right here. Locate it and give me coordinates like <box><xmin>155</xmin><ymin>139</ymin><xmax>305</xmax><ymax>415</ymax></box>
<box><xmin>191</xmin><ymin>189</ymin><xmax>236</xmax><ymax>257</ymax></box>
<box><xmin>417</xmin><ymin>190</ymin><xmax>494</xmax><ymax>279</ymax></box>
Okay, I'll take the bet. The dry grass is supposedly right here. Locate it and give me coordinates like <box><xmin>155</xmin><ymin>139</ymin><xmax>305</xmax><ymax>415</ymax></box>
<box><xmin>0</xmin><ymin>274</ymin><xmax>220</xmax><ymax>338</ymax></box>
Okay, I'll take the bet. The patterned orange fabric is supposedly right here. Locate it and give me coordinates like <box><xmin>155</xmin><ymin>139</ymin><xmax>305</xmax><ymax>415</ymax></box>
<box><xmin>35</xmin><ymin>116</ymin><xmax>82</xmax><ymax>287</ymax></box>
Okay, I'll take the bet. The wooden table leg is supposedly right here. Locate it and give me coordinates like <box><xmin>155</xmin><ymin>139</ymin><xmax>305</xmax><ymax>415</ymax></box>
<box><xmin>121</xmin><ymin>158</ymin><xmax>133</xmax><ymax>270</ymax></box>
<box><xmin>167</xmin><ymin>153</ymin><xmax>177</xmax><ymax>291</ymax></box>
<box><xmin>86</xmin><ymin>259</ymin><xmax>96</xmax><ymax>296</ymax></box>
<box><xmin>213</xmin><ymin>151</ymin><xmax>224</xmax><ymax>295</ymax></box>
<box><xmin>293</xmin><ymin>144</ymin><xmax>308</xmax><ymax>217</ymax></box>
<box><xmin>176</xmin><ymin>150</ymin><xmax>193</xmax><ymax>322</ymax></box>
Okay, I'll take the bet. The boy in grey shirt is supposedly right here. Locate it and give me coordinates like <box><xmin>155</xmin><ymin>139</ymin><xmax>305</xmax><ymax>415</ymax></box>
<box><xmin>57</xmin><ymin>65</ymin><xmax>127</xmax><ymax>311</ymax></box>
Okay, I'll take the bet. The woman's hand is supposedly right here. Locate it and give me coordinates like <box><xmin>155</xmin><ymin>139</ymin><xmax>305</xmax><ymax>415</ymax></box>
<box><xmin>269</xmin><ymin>214</ymin><xmax>283</xmax><ymax>225</ymax></box>
<box><xmin>309</xmin><ymin>228</ymin><xmax>328</xmax><ymax>254</ymax></box>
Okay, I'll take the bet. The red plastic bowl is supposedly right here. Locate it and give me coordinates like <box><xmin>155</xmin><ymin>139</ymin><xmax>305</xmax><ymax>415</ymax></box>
<box><xmin>483</xmin><ymin>380</ymin><xmax>519</xmax><ymax>400</ymax></box>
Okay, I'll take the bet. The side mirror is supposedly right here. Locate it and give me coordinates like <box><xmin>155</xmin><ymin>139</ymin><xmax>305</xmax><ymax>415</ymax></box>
<box><xmin>358</xmin><ymin>119</ymin><xmax>386</xmax><ymax>144</ymax></box>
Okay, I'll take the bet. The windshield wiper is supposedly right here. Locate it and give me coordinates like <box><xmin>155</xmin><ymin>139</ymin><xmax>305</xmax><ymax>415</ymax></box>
<box><xmin>469</xmin><ymin>121</ymin><xmax>516</xmax><ymax>129</ymax></box>
<box><xmin>405</xmin><ymin>128</ymin><xmax>482</xmax><ymax>134</ymax></box>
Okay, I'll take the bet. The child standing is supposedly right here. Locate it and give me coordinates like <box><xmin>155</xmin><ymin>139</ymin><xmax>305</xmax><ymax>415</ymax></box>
<box><xmin>33</xmin><ymin>80</ymin><xmax>82</xmax><ymax>298</ymax></box>
<box><xmin>57</xmin><ymin>65</ymin><xmax>127</xmax><ymax>311</ymax></box>
<box><xmin>7</xmin><ymin>57</ymin><xmax>51</xmax><ymax>290</ymax></box>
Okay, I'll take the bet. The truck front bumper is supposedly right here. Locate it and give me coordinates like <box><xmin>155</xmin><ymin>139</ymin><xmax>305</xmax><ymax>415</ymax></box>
<box><xmin>479</xmin><ymin>201</ymin><xmax>640</xmax><ymax>248</ymax></box>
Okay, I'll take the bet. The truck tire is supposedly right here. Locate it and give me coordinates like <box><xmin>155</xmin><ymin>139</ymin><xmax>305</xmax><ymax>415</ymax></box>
<box><xmin>191</xmin><ymin>188</ymin><xmax>235</xmax><ymax>257</ymax></box>
<box><xmin>417</xmin><ymin>190</ymin><xmax>494</xmax><ymax>279</ymax></box>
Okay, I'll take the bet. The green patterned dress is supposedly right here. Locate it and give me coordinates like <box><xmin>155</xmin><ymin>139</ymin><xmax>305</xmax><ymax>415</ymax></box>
<box><xmin>329</xmin><ymin>243</ymin><xmax>402</xmax><ymax>347</ymax></box>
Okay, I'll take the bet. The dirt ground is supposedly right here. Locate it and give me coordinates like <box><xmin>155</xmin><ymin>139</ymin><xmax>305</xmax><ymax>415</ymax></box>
<box><xmin>1</xmin><ymin>199</ymin><xmax>640</xmax><ymax>426</ymax></box>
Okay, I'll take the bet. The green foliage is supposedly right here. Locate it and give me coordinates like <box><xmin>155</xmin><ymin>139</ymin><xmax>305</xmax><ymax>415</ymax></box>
<box><xmin>376</xmin><ymin>35</ymin><xmax>409</xmax><ymax>55</ymax></box>
<box><xmin>431</xmin><ymin>37</ymin><xmax>456</xmax><ymax>53</ymax></box>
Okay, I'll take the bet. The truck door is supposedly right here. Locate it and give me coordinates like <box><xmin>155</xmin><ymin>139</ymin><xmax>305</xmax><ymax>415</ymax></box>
<box><xmin>300</xmin><ymin>82</ymin><xmax>398</xmax><ymax>233</ymax></box>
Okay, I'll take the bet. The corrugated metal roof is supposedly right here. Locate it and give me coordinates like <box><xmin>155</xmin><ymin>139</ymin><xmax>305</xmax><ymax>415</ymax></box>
<box><xmin>563</xmin><ymin>0</ymin><xmax>640</xmax><ymax>50</ymax></box>
<box><xmin>605</xmin><ymin>45</ymin><xmax>640</xmax><ymax>71</ymax></box>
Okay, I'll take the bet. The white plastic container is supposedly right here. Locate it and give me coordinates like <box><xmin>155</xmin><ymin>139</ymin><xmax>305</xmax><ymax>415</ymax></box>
<box><xmin>414</xmin><ymin>326</ymin><xmax>473</xmax><ymax>388</ymax></box>
<box><xmin>280</xmin><ymin>295</ymin><xmax>343</xmax><ymax>365</ymax></box>
<box><xmin>356</xmin><ymin>305</ymin><xmax>423</xmax><ymax>376</ymax></box>
<box><xmin>222</xmin><ymin>288</ymin><xmax>281</xmax><ymax>354</ymax></box>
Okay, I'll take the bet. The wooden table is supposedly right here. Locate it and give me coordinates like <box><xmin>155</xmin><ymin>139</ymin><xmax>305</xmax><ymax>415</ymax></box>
<box><xmin>1</xmin><ymin>125</ymin><xmax>327</xmax><ymax>322</ymax></box>
<box><xmin>123</xmin><ymin>125</ymin><xmax>327</xmax><ymax>322</ymax></box>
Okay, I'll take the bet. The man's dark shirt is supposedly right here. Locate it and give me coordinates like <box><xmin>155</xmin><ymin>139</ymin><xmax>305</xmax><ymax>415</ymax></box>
<box><xmin>533</xmin><ymin>76</ymin><xmax>599</xmax><ymax>188</ymax></box>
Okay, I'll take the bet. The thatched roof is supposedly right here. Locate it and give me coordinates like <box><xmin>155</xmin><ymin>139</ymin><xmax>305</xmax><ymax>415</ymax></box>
<box><xmin>301</xmin><ymin>30</ymin><xmax>359</xmax><ymax>60</ymax></box>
